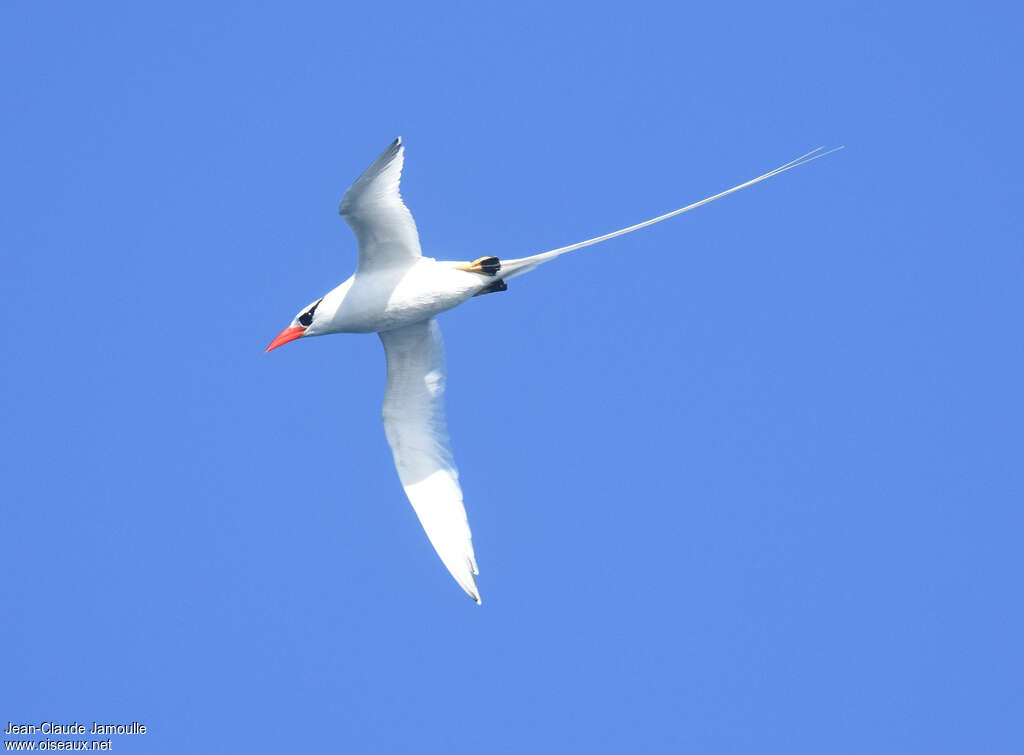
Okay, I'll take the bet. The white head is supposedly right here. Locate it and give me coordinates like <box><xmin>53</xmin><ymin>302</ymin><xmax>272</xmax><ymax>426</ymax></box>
<box><xmin>265</xmin><ymin>278</ymin><xmax>356</xmax><ymax>352</ymax></box>
<box><xmin>265</xmin><ymin>295</ymin><xmax>326</xmax><ymax>352</ymax></box>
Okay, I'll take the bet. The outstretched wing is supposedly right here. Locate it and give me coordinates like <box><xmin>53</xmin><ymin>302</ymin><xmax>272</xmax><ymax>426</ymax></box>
<box><xmin>339</xmin><ymin>137</ymin><xmax>423</xmax><ymax>273</ymax></box>
<box><xmin>378</xmin><ymin>318</ymin><xmax>480</xmax><ymax>603</ymax></box>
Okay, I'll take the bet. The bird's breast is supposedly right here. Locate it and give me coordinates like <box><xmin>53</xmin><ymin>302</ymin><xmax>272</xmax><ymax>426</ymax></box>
<box><xmin>330</xmin><ymin>261</ymin><xmax>484</xmax><ymax>333</ymax></box>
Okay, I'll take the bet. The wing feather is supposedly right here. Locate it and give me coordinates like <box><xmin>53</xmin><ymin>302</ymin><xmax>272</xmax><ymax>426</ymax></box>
<box><xmin>339</xmin><ymin>137</ymin><xmax>423</xmax><ymax>272</ymax></box>
<box><xmin>379</xmin><ymin>319</ymin><xmax>480</xmax><ymax>603</ymax></box>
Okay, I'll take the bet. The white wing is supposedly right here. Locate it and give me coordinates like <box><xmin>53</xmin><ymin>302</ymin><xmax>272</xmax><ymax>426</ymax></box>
<box><xmin>339</xmin><ymin>137</ymin><xmax>423</xmax><ymax>273</ymax></box>
<box><xmin>379</xmin><ymin>318</ymin><xmax>480</xmax><ymax>603</ymax></box>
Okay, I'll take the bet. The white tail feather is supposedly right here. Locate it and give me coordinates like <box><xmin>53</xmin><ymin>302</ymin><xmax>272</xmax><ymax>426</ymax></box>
<box><xmin>499</xmin><ymin>146</ymin><xmax>843</xmax><ymax>279</ymax></box>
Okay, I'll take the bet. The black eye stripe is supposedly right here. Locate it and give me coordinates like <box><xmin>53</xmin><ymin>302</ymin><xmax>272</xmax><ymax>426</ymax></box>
<box><xmin>298</xmin><ymin>298</ymin><xmax>323</xmax><ymax>327</ymax></box>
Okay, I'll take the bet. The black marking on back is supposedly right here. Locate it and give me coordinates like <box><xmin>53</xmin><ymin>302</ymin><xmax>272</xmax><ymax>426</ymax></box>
<box><xmin>477</xmin><ymin>256</ymin><xmax>501</xmax><ymax>276</ymax></box>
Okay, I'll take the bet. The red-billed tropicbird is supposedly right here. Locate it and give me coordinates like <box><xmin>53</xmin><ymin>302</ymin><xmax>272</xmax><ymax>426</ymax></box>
<box><xmin>266</xmin><ymin>137</ymin><xmax>840</xmax><ymax>603</ymax></box>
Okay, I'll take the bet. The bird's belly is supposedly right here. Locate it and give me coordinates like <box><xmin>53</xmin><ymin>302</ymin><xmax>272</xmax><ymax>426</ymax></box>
<box><xmin>333</xmin><ymin>262</ymin><xmax>483</xmax><ymax>333</ymax></box>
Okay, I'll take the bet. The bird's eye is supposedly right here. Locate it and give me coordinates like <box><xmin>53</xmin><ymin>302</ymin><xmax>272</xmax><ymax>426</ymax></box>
<box><xmin>298</xmin><ymin>298</ymin><xmax>323</xmax><ymax>327</ymax></box>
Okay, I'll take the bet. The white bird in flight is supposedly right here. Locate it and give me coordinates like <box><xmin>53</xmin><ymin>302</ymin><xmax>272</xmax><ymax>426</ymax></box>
<box><xmin>266</xmin><ymin>137</ymin><xmax>840</xmax><ymax>604</ymax></box>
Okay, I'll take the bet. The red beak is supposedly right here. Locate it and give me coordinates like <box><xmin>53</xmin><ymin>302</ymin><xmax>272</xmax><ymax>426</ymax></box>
<box><xmin>265</xmin><ymin>326</ymin><xmax>306</xmax><ymax>353</ymax></box>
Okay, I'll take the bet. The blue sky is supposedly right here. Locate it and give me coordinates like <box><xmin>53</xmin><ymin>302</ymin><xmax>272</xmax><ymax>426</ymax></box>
<box><xmin>2</xmin><ymin>1</ymin><xmax>1021</xmax><ymax>752</ymax></box>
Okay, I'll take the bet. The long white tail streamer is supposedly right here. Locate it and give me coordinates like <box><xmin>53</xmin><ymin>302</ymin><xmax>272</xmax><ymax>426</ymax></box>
<box><xmin>500</xmin><ymin>146</ymin><xmax>843</xmax><ymax>277</ymax></box>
